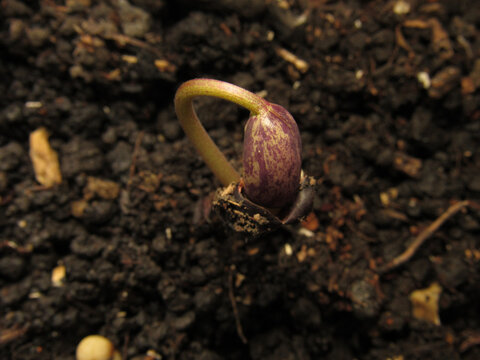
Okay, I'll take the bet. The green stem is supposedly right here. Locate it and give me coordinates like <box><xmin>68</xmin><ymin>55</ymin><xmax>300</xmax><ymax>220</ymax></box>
<box><xmin>174</xmin><ymin>78</ymin><xmax>268</xmax><ymax>186</ymax></box>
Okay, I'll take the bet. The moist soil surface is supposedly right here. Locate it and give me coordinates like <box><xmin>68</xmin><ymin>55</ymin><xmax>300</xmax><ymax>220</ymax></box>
<box><xmin>1</xmin><ymin>1</ymin><xmax>480</xmax><ymax>359</ymax></box>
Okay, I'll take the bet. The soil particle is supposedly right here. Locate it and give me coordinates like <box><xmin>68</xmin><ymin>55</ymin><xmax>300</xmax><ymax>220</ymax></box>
<box><xmin>70</xmin><ymin>234</ymin><xmax>107</xmax><ymax>258</ymax></box>
<box><xmin>409</xmin><ymin>258</ymin><xmax>431</xmax><ymax>283</ymax></box>
<box><xmin>349</xmin><ymin>278</ymin><xmax>381</xmax><ymax>319</ymax></box>
<box><xmin>327</xmin><ymin>161</ymin><xmax>358</xmax><ymax>190</ymax></box>
<box><xmin>416</xmin><ymin>166</ymin><xmax>447</xmax><ymax>197</ymax></box>
<box><xmin>193</xmin><ymin>286</ymin><xmax>218</xmax><ymax>312</ymax></box>
<box><xmin>116</xmin><ymin>0</ymin><xmax>152</xmax><ymax>38</ymax></box>
<box><xmin>2</xmin><ymin>0</ymin><xmax>32</xmax><ymax>16</ymax></box>
<box><xmin>178</xmin><ymin>0</ymin><xmax>265</xmax><ymax>18</ymax></box>
<box><xmin>80</xmin><ymin>200</ymin><xmax>117</xmax><ymax>224</ymax></box>
<box><xmin>433</xmin><ymin>255</ymin><xmax>469</xmax><ymax>289</ymax></box>
<box><xmin>0</xmin><ymin>255</ymin><xmax>26</xmax><ymax>281</ymax></box>
<box><xmin>26</xmin><ymin>27</ymin><xmax>51</xmax><ymax>48</ymax></box>
<box><xmin>61</xmin><ymin>138</ymin><xmax>104</xmax><ymax>177</ymax></box>
<box><xmin>134</xmin><ymin>255</ymin><xmax>162</xmax><ymax>281</ymax></box>
<box><xmin>107</xmin><ymin>141</ymin><xmax>133</xmax><ymax>175</ymax></box>
<box><xmin>466</xmin><ymin>175</ymin><xmax>480</xmax><ymax>192</ymax></box>
<box><xmin>67</xmin><ymin>281</ymin><xmax>101</xmax><ymax>302</ymax></box>
<box><xmin>64</xmin><ymin>103</ymin><xmax>106</xmax><ymax>136</ymax></box>
<box><xmin>159</xmin><ymin>114</ymin><xmax>182</xmax><ymax>141</ymax></box>
<box><xmin>134</xmin><ymin>321</ymin><xmax>168</xmax><ymax>349</ymax></box>
<box><xmin>0</xmin><ymin>171</ymin><xmax>7</xmax><ymax>192</ymax></box>
<box><xmin>378</xmin><ymin>309</ymin><xmax>406</xmax><ymax>333</ymax></box>
<box><xmin>0</xmin><ymin>278</ymin><xmax>31</xmax><ymax>306</ymax></box>
<box><xmin>249</xmin><ymin>330</ymin><xmax>310</xmax><ymax>360</ymax></box>
<box><xmin>151</xmin><ymin>234</ymin><xmax>170</xmax><ymax>255</ymax></box>
<box><xmin>0</xmin><ymin>142</ymin><xmax>25</xmax><ymax>171</ymax></box>
<box><xmin>1</xmin><ymin>103</ymin><xmax>23</xmax><ymax>125</ymax></box>
<box><xmin>429</xmin><ymin>66</ymin><xmax>462</xmax><ymax>99</ymax></box>
<box><xmin>196</xmin><ymin>349</ymin><xmax>223</xmax><ymax>360</ymax></box>
<box><xmin>290</xmin><ymin>297</ymin><xmax>322</xmax><ymax>328</ymax></box>
<box><xmin>171</xmin><ymin>310</ymin><xmax>195</xmax><ymax>331</ymax></box>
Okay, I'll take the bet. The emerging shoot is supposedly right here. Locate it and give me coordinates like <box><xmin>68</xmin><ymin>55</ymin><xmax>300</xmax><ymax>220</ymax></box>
<box><xmin>174</xmin><ymin>79</ymin><xmax>314</xmax><ymax>235</ymax></box>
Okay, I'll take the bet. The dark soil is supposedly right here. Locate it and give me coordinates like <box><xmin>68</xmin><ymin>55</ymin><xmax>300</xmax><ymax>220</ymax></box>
<box><xmin>1</xmin><ymin>0</ymin><xmax>480</xmax><ymax>359</ymax></box>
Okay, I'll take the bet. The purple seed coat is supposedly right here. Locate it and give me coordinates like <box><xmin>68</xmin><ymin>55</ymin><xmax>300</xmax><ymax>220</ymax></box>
<box><xmin>243</xmin><ymin>103</ymin><xmax>302</xmax><ymax>208</ymax></box>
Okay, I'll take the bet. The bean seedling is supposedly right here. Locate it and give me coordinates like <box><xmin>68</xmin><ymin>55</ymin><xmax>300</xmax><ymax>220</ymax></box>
<box><xmin>174</xmin><ymin>79</ymin><xmax>315</xmax><ymax>235</ymax></box>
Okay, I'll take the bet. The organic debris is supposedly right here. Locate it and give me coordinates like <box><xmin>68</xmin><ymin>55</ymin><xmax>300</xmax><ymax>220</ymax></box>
<box><xmin>29</xmin><ymin>127</ymin><xmax>62</xmax><ymax>187</ymax></box>
<box><xmin>409</xmin><ymin>282</ymin><xmax>442</xmax><ymax>325</ymax></box>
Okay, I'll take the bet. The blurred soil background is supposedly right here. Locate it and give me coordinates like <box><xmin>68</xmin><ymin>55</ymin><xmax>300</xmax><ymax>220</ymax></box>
<box><xmin>1</xmin><ymin>0</ymin><xmax>480</xmax><ymax>359</ymax></box>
